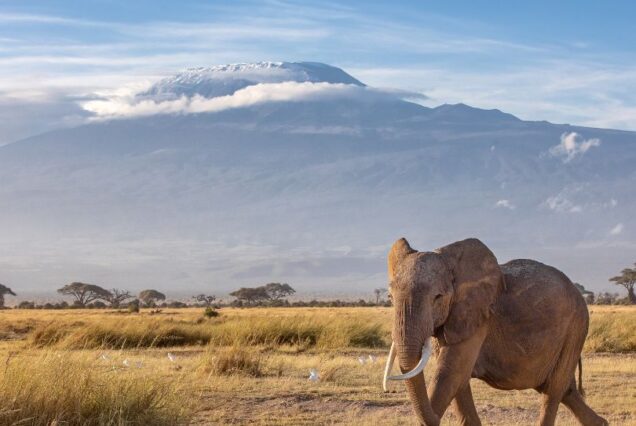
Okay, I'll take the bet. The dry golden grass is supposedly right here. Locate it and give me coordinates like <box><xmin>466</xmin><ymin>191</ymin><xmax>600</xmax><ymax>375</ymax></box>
<box><xmin>0</xmin><ymin>305</ymin><xmax>634</xmax><ymax>425</ymax></box>
<box><xmin>200</xmin><ymin>346</ymin><xmax>264</xmax><ymax>377</ymax></box>
<box><xmin>19</xmin><ymin>308</ymin><xmax>388</xmax><ymax>350</ymax></box>
<box><xmin>586</xmin><ymin>306</ymin><xmax>636</xmax><ymax>352</ymax></box>
<box><xmin>4</xmin><ymin>305</ymin><xmax>631</xmax><ymax>353</ymax></box>
<box><xmin>0</xmin><ymin>349</ymin><xmax>194</xmax><ymax>425</ymax></box>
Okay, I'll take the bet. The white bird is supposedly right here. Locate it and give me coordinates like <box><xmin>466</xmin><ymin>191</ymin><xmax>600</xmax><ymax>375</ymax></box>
<box><xmin>167</xmin><ymin>353</ymin><xmax>176</xmax><ymax>362</ymax></box>
<box><xmin>308</xmin><ymin>368</ymin><xmax>319</xmax><ymax>382</ymax></box>
<box><xmin>122</xmin><ymin>359</ymin><xmax>130</xmax><ymax>367</ymax></box>
<box><xmin>368</xmin><ymin>355</ymin><xmax>377</xmax><ymax>363</ymax></box>
<box><xmin>357</xmin><ymin>356</ymin><xmax>366</xmax><ymax>365</ymax></box>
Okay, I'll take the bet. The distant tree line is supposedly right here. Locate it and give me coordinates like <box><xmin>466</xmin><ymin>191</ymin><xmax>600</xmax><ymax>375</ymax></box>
<box><xmin>2</xmin><ymin>279</ymin><xmax>393</xmax><ymax>310</ymax></box>
<box><xmin>575</xmin><ymin>280</ymin><xmax>633</xmax><ymax>305</ymax></box>
<box><xmin>229</xmin><ymin>283</ymin><xmax>296</xmax><ymax>306</ymax></box>
<box><xmin>5</xmin><ymin>261</ymin><xmax>633</xmax><ymax>309</ymax></box>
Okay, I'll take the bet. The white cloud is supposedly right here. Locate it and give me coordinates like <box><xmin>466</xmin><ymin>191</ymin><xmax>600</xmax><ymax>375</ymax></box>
<box><xmin>494</xmin><ymin>199</ymin><xmax>515</xmax><ymax>210</ymax></box>
<box><xmin>544</xmin><ymin>194</ymin><xmax>583</xmax><ymax>213</ymax></box>
<box><xmin>82</xmin><ymin>82</ymin><xmax>396</xmax><ymax>119</ymax></box>
<box><xmin>548</xmin><ymin>132</ymin><xmax>601</xmax><ymax>163</ymax></box>
<box><xmin>604</xmin><ymin>198</ymin><xmax>618</xmax><ymax>209</ymax></box>
<box><xmin>609</xmin><ymin>223</ymin><xmax>624</xmax><ymax>235</ymax></box>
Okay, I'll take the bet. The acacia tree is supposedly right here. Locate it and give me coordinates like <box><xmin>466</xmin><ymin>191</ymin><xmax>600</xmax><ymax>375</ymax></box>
<box><xmin>0</xmin><ymin>283</ymin><xmax>16</xmax><ymax>308</ymax></box>
<box><xmin>229</xmin><ymin>287</ymin><xmax>270</xmax><ymax>306</ymax></box>
<box><xmin>105</xmin><ymin>288</ymin><xmax>133</xmax><ymax>308</ymax></box>
<box><xmin>610</xmin><ymin>263</ymin><xmax>636</xmax><ymax>304</ymax></box>
<box><xmin>57</xmin><ymin>282</ymin><xmax>112</xmax><ymax>307</ymax></box>
<box><xmin>264</xmin><ymin>283</ymin><xmax>295</xmax><ymax>301</ymax></box>
<box><xmin>192</xmin><ymin>294</ymin><xmax>216</xmax><ymax>306</ymax></box>
<box><xmin>573</xmin><ymin>283</ymin><xmax>595</xmax><ymax>304</ymax></box>
<box><xmin>373</xmin><ymin>288</ymin><xmax>387</xmax><ymax>305</ymax></box>
<box><xmin>138</xmin><ymin>289</ymin><xmax>166</xmax><ymax>307</ymax></box>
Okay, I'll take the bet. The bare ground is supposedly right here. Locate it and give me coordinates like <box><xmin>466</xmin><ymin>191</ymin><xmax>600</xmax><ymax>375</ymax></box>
<box><xmin>191</xmin><ymin>353</ymin><xmax>636</xmax><ymax>425</ymax></box>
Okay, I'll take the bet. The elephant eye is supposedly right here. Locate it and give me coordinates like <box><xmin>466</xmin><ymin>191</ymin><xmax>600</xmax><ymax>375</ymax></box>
<box><xmin>434</xmin><ymin>293</ymin><xmax>443</xmax><ymax>301</ymax></box>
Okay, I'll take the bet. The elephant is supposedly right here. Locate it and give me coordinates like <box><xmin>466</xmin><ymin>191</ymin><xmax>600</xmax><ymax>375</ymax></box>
<box><xmin>382</xmin><ymin>237</ymin><xmax>607</xmax><ymax>426</ymax></box>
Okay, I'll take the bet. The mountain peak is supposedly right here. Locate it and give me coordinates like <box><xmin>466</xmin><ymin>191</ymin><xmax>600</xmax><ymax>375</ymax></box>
<box><xmin>141</xmin><ymin>61</ymin><xmax>364</xmax><ymax>100</ymax></box>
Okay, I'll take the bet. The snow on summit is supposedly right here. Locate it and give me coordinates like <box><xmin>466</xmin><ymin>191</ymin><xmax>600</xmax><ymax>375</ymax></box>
<box><xmin>81</xmin><ymin>62</ymin><xmax>381</xmax><ymax>119</ymax></box>
<box><xmin>141</xmin><ymin>62</ymin><xmax>365</xmax><ymax>100</ymax></box>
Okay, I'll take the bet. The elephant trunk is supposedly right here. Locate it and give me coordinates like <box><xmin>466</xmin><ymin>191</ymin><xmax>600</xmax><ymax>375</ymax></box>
<box><xmin>398</xmin><ymin>344</ymin><xmax>439</xmax><ymax>426</ymax></box>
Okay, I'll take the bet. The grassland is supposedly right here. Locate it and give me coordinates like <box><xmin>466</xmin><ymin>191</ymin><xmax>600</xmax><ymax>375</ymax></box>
<box><xmin>0</xmin><ymin>306</ymin><xmax>634</xmax><ymax>425</ymax></box>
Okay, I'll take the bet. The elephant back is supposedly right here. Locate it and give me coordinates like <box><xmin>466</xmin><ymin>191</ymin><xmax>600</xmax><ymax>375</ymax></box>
<box><xmin>498</xmin><ymin>259</ymin><xmax>587</xmax><ymax>320</ymax></box>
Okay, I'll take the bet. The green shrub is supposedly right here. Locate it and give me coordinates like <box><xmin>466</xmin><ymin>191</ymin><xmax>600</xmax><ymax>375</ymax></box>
<box><xmin>203</xmin><ymin>307</ymin><xmax>219</xmax><ymax>318</ymax></box>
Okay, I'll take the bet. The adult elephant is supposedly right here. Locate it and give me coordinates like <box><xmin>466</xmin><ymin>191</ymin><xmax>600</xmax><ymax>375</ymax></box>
<box><xmin>383</xmin><ymin>237</ymin><xmax>607</xmax><ymax>426</ymax></box>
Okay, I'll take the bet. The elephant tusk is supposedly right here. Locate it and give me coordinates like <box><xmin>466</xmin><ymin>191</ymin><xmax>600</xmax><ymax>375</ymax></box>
<box><xmin>382</xmin><ymin>341</ymin><xmax>397</xmax><ymax>392</ymax></box>
<box><xmin>386</xmin><ymin>338</ymin><xmax>432</xmax><ymax>382</ymax></box>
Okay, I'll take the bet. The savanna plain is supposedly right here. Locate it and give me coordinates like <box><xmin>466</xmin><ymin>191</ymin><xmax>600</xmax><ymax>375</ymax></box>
<box><xmin>0</xmin><ymin>306</ymin><xmax>634</xmax><ymax>425</ymax></box>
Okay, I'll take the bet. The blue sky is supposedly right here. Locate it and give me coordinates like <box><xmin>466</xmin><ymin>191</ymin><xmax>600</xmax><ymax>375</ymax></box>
<box><xmin>1</xmin><ymin>0</ymin><xmax>635</xmax><ymax>143</ymax></box>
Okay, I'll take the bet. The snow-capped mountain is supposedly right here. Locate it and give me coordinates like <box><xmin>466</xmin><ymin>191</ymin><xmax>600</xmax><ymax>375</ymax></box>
<box><xmin>140</xmin><ymin>61</ymin><xmax>364</xmax><ymax>100</ymax></box>
<box><xmin>0</xmin><ymin>62</ymin><xmax>634</xmax><ymax>297</ymax></box>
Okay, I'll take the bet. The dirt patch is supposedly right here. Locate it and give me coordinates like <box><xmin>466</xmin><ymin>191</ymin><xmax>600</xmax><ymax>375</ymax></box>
<box><xmin>192</xmin><ymin>391</ymin><xmax>411</xmax><ymax>425</ymax></box>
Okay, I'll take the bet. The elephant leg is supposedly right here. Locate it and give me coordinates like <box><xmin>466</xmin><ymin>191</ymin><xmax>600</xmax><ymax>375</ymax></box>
<box><xmin>538</xmin><ymin>320</ymin><xmax>589</xmax><ymax>426</ymax></box>
<box><xmin>538</xmin><ymin>394</ymin><xmax>560</xmax><ymax>426</ymax></box>
<box><xmin>452</xmin><ymin>382</ymin><xmax>481</xmax><ymax>426</ymax></box>
<box><xmin>561</xmin><ymin>380</ymin><xmax>608</xmax><ymax>426</ymax></box>
<box><xmin>429</xmin><ymin>325</ymin><xmax>486</xmax><ymax>419</ymax></box>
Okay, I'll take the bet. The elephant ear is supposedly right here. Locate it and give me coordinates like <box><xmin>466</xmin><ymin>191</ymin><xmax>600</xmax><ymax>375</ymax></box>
<box><xmin>388</xmin><ymin>238</ymin><xmax>416</xmax><ymax>281</ymax></box>
<box><xmin>437</xmin><ymin>238</ymin><xmax>504</xmax><ymax>345</ymax></box>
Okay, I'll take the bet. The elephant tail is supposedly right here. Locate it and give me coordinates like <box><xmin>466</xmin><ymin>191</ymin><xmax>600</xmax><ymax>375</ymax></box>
<box><xmin>578</xmin><ymin>357</ymin><xmax>585</xmax><ymax>397</ymax></box>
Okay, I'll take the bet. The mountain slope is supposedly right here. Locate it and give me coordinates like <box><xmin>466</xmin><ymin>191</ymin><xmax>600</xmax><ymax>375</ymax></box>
<box><xmin>0</xmin><ymin>63</ymin><xmax>634</xmax><ymax>297</ymax></box>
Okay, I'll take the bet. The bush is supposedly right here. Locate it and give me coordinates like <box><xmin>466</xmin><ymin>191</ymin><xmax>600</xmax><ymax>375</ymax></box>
<box><xmin>203</xmin><ymin>307</ymin><xmax>219</xmax><ymax>318</ymax></box>
<box><xmin>71</xmin><ymin>301</ymin><xmax>85</xmax><ymax>309</ymax></box>
<box><xmin>595</xmin><ymin>292</ymin><xmax>621</xmax><ymax>305</ymax></box>
<box><xmin>202</xmin><ymin>347</ymin><xmax>262</xmax><ymax>377</ymax></box>
<box><xmin>128</xmin><ymin>299</ymin><xmax>140</xmax><ymax>313</ymax></box>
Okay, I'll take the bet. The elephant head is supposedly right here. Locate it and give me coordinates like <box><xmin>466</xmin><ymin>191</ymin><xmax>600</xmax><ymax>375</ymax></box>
<box><xmin>383</xmin><ymin>237</ymin><xmax>504</xmax><ymax>425</ymax></box>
